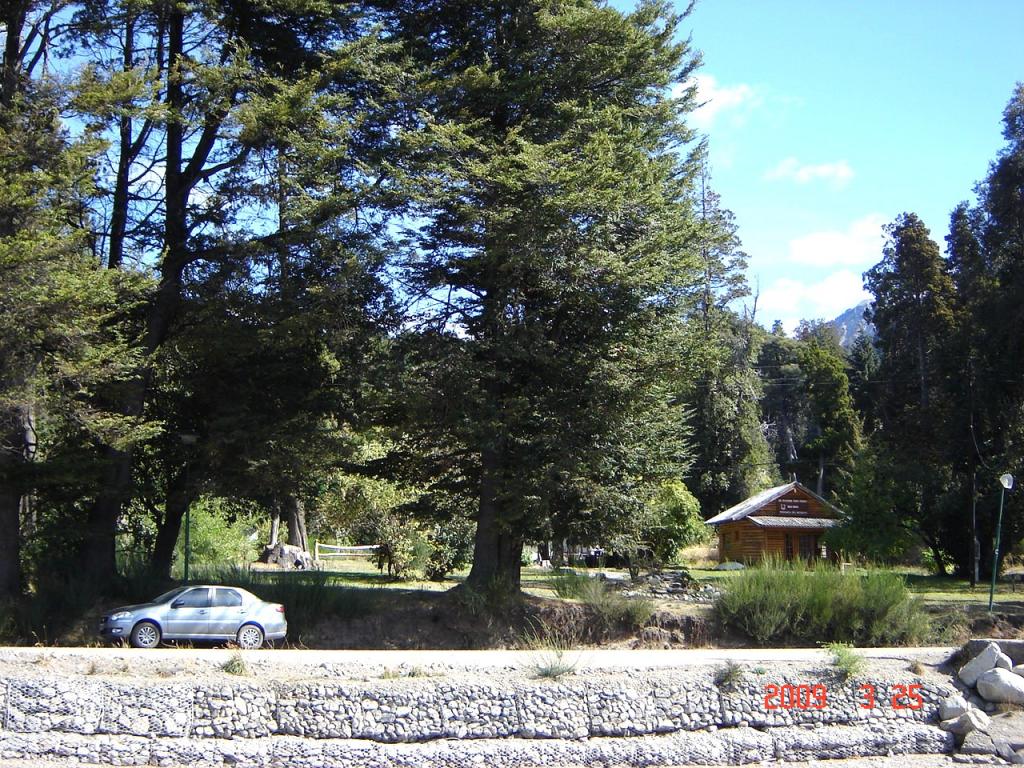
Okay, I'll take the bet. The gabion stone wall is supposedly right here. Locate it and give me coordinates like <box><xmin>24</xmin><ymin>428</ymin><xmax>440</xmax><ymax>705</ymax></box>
<box><xmin>0</xmin><ymin>668</ymin><xmax>956</xmax><ymax>743</ymax></box>
<box><xmin>0</xmin><ymin>721</ymin><xmax>955</xmax><ymax>768</ymax></box>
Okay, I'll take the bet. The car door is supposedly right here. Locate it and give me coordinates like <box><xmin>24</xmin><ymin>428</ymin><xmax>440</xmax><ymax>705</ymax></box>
<box><xmin>164</xmin><ymin>587</ymin><xmax>212</xmax><ymax>638</ymax></box>
<box><xmin>209</xmin><ymin>588</ymin><xmax>246</xmax><ymax>637</ymax></box>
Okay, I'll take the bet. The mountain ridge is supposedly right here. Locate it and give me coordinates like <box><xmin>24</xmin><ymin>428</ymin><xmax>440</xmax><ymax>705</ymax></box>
<box><xmin>829</xmin><ymin>300</ymin><xmax>873</xmax><ymax>348</ymax></box>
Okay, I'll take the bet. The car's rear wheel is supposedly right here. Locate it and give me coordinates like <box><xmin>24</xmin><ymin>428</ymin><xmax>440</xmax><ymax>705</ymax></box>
<box><xmin>130</xmin><ymin>621</ymin><xmax>161</xmax><ymax>649</ymax></box>
<box><xmin>236</xmin><ymin>623</ymin><xmax>264</xmax><ymax>650</ymax></box>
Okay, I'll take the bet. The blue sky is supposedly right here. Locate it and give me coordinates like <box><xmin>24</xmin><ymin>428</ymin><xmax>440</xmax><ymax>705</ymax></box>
<box><xmin>642</xmin><ymin>0</ymin><xmax>1024</xmax><ymax>330</ymax></box>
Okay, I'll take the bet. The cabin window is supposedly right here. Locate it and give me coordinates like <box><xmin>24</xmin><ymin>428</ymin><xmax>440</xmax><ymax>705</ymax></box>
<box><xmin>799</xmin><ymin>535</ymin><xmax>816</xmax><ymax>560</ymax></box>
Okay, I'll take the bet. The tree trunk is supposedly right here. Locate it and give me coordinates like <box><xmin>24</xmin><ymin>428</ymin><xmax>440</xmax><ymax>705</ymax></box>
<box><xmin>150</xmin><ymin>467</ymin><xmax>195</xmax><ymax>578</ymax></box>
<box><xmin>816</xmin><ymin>453</ymin><xmax>825</xmax><ymax>497</ymax></box>
<box><xmin>269</xmin><ymin>503</ymin><xmax>281</xmax><ymax>547</ymax></box>
<box><xmin>284</xmin><ymin>495</ymin><xmax>309</xmax><ymax>552</ymax></box>
<box><xmin>0</xmin><ymin>0</ymin><xmax>29</xmax><ymax>602</ymax></box>
<box><xmin>82</xmin><ymin>445</ymin><xmax>134</xmax><ymax>586</ymax></box>
<box><xmin>0</xmin><ymin>417</ymin><xmax>24</xmax><ymax>599</ymax></box>
<box><xmin>80</xmin><ymin>7</ymin><xmax>191</xmax><ymax>587</ymax></box>
<box><xmin>465</xmin><ymin>445</ymin><xmax>522</xmax><ymax>592</ymax></box>
<box><xmin>107</xmin><ymin>13</ymin><xmax>135</xmax><ymax>270</ymax></box>
<box><xmin>1</xmin><ymin>1</ymin><xmax>27</xmax><ymax>108</ymax></box>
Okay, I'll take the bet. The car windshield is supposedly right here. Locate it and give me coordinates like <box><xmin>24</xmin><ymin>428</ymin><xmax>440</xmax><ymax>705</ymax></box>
<box><xmin>152</xmin><ymin>587</ymin><xmax>190</xmax><ymax>604</ymax></box>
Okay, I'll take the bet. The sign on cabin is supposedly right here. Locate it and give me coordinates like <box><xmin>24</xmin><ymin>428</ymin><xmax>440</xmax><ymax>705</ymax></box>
<box><xmin>778</xmin><ymin>498</ymin><xmax>809</xmax><ymax>515</ymax></box>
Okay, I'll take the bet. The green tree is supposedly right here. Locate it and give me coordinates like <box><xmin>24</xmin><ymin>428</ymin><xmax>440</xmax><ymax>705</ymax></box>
<box><xmin>846</xmin><ymin>330</ymin><xmax>880</xmax><ymax>431</ymax></box>
<box><xmin>677</xmin><ymin>166</ymin><xmax>776</xmax><ymax>515</ymax></box>
<box><xmin>797</xmin><ymin>341</ymin><xmax>861</xmax><ymax>497</ymax></box>
<box><xmin>933</xmin><ymin>85</ymin><xmax>1024</xmax><ymax>578</ymax></box>
<box><xmin>63</xmin><ymin>0</ymin><xmax>405</xmax><ymax>584</ymax></box>
<box><xmin>0</xmin><ymin>2</ymin><xmax>151</xmax><ymax>598</ymax></box>
<box><xmin>390</xmin><ymin>0</ymin><xmax>703</xmax><ymax>594</ymax></box>
<box><xmin>757</xmin><ymin>328</ymin><xmax>806</xmax><ymax>482</ymax></box>
<box><xmin>863</xmin><ymin>213</ymin><xmax>957</xmax><ymax>573</ymax></box>
<box><xmin>828</xmin><ymin>443</ymin><xmax>917</xmax><ymax>563</ymax></box>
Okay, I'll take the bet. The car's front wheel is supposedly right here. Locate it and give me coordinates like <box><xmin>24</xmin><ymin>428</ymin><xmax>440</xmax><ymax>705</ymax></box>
<box><xmin>130</xmin><ymin>621</ymin><xmax>161</xmax><ymax>649</ymax></box>
<box><xmin>236</xmin><ymin>623</ymin><xmax>264</xmax><ymax>650</ymax></box>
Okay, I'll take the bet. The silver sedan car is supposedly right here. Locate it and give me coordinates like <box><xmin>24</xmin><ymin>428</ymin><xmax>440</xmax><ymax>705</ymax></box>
<box><xmin>99</xmin><ymin>585</ymin><xmax>287</xmax><ymax>649</ymax></box>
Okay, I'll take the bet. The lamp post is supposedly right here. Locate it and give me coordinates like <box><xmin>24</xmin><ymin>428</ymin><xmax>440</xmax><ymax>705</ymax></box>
<box><xmin>988</xmin><ymin>473</ymin><xmax>1014</xmax><ymax>611</ymax></box>
<box><xmin>179</xmin><ymin>433</ymin><xmax>199</xmax><ymax>582</ymax></box>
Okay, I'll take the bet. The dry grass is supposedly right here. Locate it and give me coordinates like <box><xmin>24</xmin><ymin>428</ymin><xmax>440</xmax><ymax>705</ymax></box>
<box><xmin>677</xmin><ymin>544</ymin><xmax>719</xmax><ymax>569</ymax></box>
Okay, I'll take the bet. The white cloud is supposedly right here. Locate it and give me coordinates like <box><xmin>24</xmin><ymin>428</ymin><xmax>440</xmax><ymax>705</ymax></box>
<box><xmin>787</xmin><ymin>213</ymin><xmax>888</xmax><ymax>267</ymax></box>
<box><xmin>764</xmin><ymin>156</ymin><xmax>855</xmax><ymax>187</ymax></box>
<box><xmin>757</xmin><ymin>271</ymin><xmax>871</xmax><ymax>331</ymax></box>
<box><xmin>678</xmin><ymin>74</ymin><xmax>759</xmax><ymax>131</ymax></box>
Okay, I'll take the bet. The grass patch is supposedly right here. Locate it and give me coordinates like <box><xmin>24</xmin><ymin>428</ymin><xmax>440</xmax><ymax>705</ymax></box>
<box><xmin>530</xmin><ymin>651</ymin><xmax>578</xmax><ymax>680</ymax></box>
<box><xmin>825</xmin><ymin>642</ymin><xmax>865</xmax><ymax>681</ymax></box>
<box><xmin>550</xmin><ymin>572</ymin><xmax>654</xmax><ymax>634</ymax></box>
<box><xmin>220</xmin><ymin>651</ymin><xmax>250</xmax><ymax>676</ymax></box>
<box><xmin>550</xmin><ymin>571</ymin><xmax>593</xmax><ymax>599</ymax></box>
<box><xmin>714</xmin><ymin>560</ymin><xmax>930</xmax><ymax>646</ymax></box>
<box><xmin>521</xmin><ymin>617</ymin><xmax>581</xmax><ymax>680</ymax></box>
<box><xmin>194</xmin><ymin>565</ymin><xmax>379</xmax><ymax>642</ymax></box>
<box><xmin>714</xmin><ymin>660</ymin><xmax>745</xmax><ymax>693</ymax></box>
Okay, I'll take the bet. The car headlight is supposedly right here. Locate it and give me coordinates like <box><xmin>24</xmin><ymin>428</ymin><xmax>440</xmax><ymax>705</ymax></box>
<box><xmin>110</xmin><ymin>611</ymin><xmax>132</xmax><ymax>620</ymax></box>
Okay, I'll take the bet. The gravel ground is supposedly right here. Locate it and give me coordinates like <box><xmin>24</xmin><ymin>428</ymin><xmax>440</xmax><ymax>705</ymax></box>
<box><xmin>0</xmin><ymin>755</ymin><xmax>995</xmax><ymax>768</ymax></box>
<box><xmin>0</xmin><ymin>646</ymin><xmax>958</xmax><ymax>683</ymax></box>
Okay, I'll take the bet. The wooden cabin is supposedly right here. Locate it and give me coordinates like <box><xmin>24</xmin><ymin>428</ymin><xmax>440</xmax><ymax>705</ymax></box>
<box><xmin>705</xmin><ymin>482</ymin><xmax>842</xmax><ymax>563</ymax></box>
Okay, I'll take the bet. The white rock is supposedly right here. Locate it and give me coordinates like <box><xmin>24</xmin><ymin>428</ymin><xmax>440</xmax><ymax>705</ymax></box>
<box><xmin>1012</xmin><ymin>664</ymin><xmax>1024</xmax><ymax>678</ymax></box>
<box><xmin>938</xmin><ymin>694</ymin><xmax>970</xmax><ymax>720</ymax></box>
<box><xmin>997</xmin><ymin>741</ymin><xmax>1024</xmax><ymax>765</ymax></box>
<box><xmin>976</xmin><ymin>668</ymin><xmax>1024</xmax><ymax>705</ymax></box>
<box><xmin>959</xmin><ymin>642</ymin><xmax>1013</xmax><ymax>687</ymax></box>
<box><xmin>939</xmin><ymin>709</ymin><xmax>991</xmax><ymax>736</ymax></box>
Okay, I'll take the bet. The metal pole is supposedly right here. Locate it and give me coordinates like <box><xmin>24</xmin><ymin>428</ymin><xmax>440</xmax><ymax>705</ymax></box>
<box><xmin>988</xmin><ymin>485</ymin><xmax>1006</xmax><ymax>612</ymax></box>
<box><xmin>971</xmin><ymin>472</ymin><xmax>978</xmax><ymax>587</ymax></box>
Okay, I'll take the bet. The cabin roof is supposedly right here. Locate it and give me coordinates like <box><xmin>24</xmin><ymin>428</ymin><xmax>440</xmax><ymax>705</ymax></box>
<box><xmin>747</xmin><ymin>516</ymin><xmax>840</xmax><ymax>529</ymax></box>
<box><xmin>704</xmin><ymin>481</ymin><xmax>844</xmax><ymax>526</ymax></box>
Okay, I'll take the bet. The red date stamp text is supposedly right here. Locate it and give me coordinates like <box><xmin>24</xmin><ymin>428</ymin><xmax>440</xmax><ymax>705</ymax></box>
<box><xmin>763</xmin><ymin>683</ymin><xmax>923</xmax><ymax>711</ymax></box>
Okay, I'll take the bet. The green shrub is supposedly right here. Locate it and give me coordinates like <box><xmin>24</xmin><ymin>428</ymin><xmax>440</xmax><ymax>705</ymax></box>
<box><xmin>551</xmin><ymin>572</ymin><xmax>653</xmax><ymax>633</ymax></box>
<box><xmin>550</xmin><ymin>570</ymin><xmax>592</xmax><ymax>599</ymax></box>
<box><xmin>220</xmin><ymin>651</ymin><xmax>250</xmax><ymax>676</ymax></box>
<box><xmin>520</xmin><ymin>617</ymin><xmax>581</xmax><ymax>680</ymax></box>
<box><xmin>424</xmin><ymin>518</ymin><xmax>474</xmax><ymax>581</ymax></box>
<box><xmin>372</xmin><ymin>515</ymin><xmax>430</xmax><ymax>579</ymax></box>
<box><xmin>714</xmin><ymin>660</ymin><xmax>745</xmax><ymax>692</ymax></box>
<box><xmin>825</xmin><ymin>642</ymin><xmax>865</xmax><ymax>681</ymax></box>
<box><xmin>715</xmin><ymin>561</ymin><xmax>929</xmax><ymax>646</ymax></box>
<box><xmin>172</xmin><ymin>497</ymin><xmax>265</xmax><ymax>577</ymax></box>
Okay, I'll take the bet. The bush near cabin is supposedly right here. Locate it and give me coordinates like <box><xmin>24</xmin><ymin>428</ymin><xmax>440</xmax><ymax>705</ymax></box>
<box><xmin>715</xmin><ymin>561</ymin><xmax>929</xmax><ymax>646</ymax></box>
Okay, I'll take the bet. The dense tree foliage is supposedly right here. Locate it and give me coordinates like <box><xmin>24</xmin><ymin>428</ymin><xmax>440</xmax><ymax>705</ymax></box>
<box><xmin>2</xmin><ymin>0</ymin><xmax>1021</xmax><ymax>612</ymax></box>
<box><xmin>678</xmin><ymin>166</ymin><xmax>776</xmax><ymax>513</ymax></box>
<box><xmin>379</xmin><ymin>0</ymin><xmax>706</xmax><ymax>592</ymax></box>
<box><xmin>832</xmin><ymin>85</ymin><xmax>1024</xmax><ymax>575</ymax></box>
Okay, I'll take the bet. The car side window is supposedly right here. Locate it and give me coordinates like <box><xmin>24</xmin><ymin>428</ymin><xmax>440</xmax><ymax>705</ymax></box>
<box><xmin>214</xmin><ymin>588</ymin><xmax>242</xmax><ymax>608</ymax></box>
<box><xmin>176</xmin><ymin>588</ymin><xmax>210</xmax><ymax>608</ymax></box>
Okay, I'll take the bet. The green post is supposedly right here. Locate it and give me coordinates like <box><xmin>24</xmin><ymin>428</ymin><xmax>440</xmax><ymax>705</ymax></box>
<box><xmin>989</xmin><ymin>473</ymin><xmax>1014</xmax><ymax>611</ymax></box>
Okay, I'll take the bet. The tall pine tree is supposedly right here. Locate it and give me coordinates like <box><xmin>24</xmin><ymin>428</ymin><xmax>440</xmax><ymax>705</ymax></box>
<box><xmin>389</xmin><ymin>0</ymin><xmax>703</xmax><ymax>592</ymax></box>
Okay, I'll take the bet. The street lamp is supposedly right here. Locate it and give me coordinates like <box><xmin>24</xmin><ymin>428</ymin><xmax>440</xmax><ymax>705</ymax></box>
<box><xmin>179</xmin><ymin>433</ymin><xmax>199</xmax><ymax>582</ymax></box>
<box><xmin>988</xmin><ymin>473</ymin><xmax>1014</xmax><ymax>611</ymax></box>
